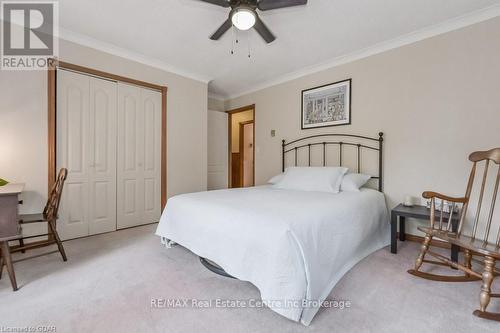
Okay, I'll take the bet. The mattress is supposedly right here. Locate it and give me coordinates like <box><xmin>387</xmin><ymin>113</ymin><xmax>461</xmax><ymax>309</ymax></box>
<box><xmin>155</xmin><ymin>185</ymin><xmax>390</xmax><ymax>325</ymax></box>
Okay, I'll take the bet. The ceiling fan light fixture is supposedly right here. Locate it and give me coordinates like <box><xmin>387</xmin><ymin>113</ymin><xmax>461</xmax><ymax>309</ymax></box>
<box><xmin>231</xmin><ymin>7</ymin><xmax>256</xmax><ymax>31</ymax></box>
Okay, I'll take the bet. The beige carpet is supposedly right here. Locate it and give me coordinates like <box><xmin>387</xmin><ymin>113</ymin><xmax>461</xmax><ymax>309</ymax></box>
<box><xmin>0</xmin><ymin>224</ymin><xmax>498</xmax><ymax>333</ymax></box>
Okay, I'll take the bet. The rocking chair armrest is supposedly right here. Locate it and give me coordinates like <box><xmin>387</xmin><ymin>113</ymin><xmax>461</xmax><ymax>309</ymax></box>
<box><xmin>422</xmin><ymin>191</ymin><xmax>468</xmax><ymax>203</ymax></box>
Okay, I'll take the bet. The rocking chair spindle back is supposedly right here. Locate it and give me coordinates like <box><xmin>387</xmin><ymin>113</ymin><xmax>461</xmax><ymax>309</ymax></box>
<box><xmin>408</xmin><ymin>147</ymin><xmax>500</xmax><ymax>322</ymax></box>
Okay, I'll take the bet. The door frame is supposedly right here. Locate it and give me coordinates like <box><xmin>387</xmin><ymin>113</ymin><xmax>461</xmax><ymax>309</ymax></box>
<box><xmin>226</xmin><ymin>104</ymin><xmax>255</xmax><ymax>188</ymax></box>
<box><xmin>47</xmin><ymin>59</ymin><xmax>168</xmax><ymax>210</ymax></box>
<box><xmin>239</xmin><ymin>120</ymin><xmax>254</xmax><ymax>187</ymax></box>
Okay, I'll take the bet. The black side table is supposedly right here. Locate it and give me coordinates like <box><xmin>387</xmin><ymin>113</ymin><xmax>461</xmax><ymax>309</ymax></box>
<box><xmin>391</xmin><ymin>204</ymin><xmax>459</xmax><ymax>262</ymax></box>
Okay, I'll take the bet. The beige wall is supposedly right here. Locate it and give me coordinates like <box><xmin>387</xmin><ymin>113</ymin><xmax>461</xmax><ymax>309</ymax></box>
<box><xmin>226</xmin><ymin>17</ymin><xmax>500</xmax><ymax>236</ymax></box>
<box><xmin>208</xmin><ymin>97</ymin><xmax>225</xmax><ymax>112</ymax></box>
<box><xmin>231</xmin><ymin>110</ymin><xmax>253</xmax><ymax>153</ymax></box>
<box><xmin>0</xmin><ymin>39</ymin><xmax>208</xmax><ymax>215</ymax></box>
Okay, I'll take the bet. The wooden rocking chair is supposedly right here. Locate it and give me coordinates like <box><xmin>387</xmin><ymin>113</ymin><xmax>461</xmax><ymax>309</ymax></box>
<box><xmin>14</xmin><ymin>168</ymin><xmax>67</xmax><ymax>260</ymax></box>
<box><xmin>408</xmin><ymin>148</ymin><xmax>500</xmax><ymax>321</ymax></box>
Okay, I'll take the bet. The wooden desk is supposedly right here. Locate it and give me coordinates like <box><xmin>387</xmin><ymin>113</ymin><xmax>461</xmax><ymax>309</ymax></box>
<box><xmin>0</xmin><ymin>183</ymin><xmax>24</xmax><ymax>291</ymax></box>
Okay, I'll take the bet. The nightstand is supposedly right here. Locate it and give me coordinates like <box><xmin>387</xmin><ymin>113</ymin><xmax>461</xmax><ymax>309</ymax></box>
<box><xmin>391</xmin><ymin>203</ymin><xmax>459</xmax><ymax>262</ymax></box>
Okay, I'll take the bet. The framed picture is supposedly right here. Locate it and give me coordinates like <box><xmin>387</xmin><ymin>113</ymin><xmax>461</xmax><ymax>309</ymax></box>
<box><xmin>301</xmin><ymin>78</ymin><xmax>351</xmax><ymax>129</ymax></box>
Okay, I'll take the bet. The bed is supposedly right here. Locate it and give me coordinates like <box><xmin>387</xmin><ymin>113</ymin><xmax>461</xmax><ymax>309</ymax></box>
<box><xmin>156</xmin><ymin>132</ymin><xmax>390</xmax><ymax>325</ymax></box>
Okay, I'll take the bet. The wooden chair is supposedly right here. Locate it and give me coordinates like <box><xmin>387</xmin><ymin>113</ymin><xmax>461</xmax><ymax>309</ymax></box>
<box><xmin>13</xmin><ymin>168</ymin><xmax>67</xmax><ymax>260</ymax></box>
<box><xmin>408</xmin><ymin>148</ymin><xmax>500</xmax><ymax>321</ymax></box>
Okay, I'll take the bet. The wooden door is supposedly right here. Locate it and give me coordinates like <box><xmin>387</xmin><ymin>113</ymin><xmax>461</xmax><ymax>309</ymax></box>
<box><xmin>227</xmin><ymin>106</ymin><xmax>254</xmax><ymax>188</ymax></box>
<box><xmin>240</xmin><ymin>122</ymin><xmax>254</xmax><ymax>187</ymax></box>
<box><xmin>207</xmin><ymin>111</ymin><xmax>228</xmax><ymax>190</ymax></box>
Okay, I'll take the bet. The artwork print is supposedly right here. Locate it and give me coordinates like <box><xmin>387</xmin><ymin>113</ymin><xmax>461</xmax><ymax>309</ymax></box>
<box><xmin>301</xmin><ymin>79</ymin><xmax>351</xmax><ymax>129</ymax></box>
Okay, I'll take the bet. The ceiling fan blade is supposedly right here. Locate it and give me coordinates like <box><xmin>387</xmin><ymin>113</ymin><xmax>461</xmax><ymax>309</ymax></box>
<box><xmin>254</xmin><ymin>16</ymin><xmax>275</xmax><ymax>43</ymax></box>
<box><xmin>210</xmin><ymin>18</ymin><xmax>232</xmax><ymax>40</ymax></box>
<box><xmin>257</xmin><ymin>0</ymin><xmax>307</xmax><ymax>11</ymax></box>
<box><xmin>198</xmin><ymin>0</ymin><xmax>231</xmax><ymax>8</ymax></box>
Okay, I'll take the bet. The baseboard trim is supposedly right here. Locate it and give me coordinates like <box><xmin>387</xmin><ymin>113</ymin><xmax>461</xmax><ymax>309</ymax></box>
<box><xmin>397</xmin><ymin>232</ymin><xmax>454</xmax><ymax>250</ymax></box>
<box><xmin>62</xmin><ymin>222</ymin><xmax>160</xmax><ymax>242</ymax></box>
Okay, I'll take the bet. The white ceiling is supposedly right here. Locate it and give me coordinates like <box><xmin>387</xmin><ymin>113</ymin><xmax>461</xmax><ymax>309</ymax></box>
<box><xmin>58</xmin><ymin>0</ymin><xmax>500</xmax><ymax>99</ymax></box>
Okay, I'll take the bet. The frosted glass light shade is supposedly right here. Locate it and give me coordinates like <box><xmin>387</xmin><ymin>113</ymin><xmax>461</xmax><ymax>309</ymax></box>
<box><xmin>231</xmin><ymin>8</ymin><xmax>256</xmax><ymax>30</ymax></box>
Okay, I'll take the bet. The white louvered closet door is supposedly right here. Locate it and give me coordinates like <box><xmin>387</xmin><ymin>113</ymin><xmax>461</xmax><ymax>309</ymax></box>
<box><xmin>57</xmin><ymin>70</ymin><xmax>117</xmax><ymax>240</ymax></box>
<box><xmin>117</xmin><ymin>83</ymin><xmax>161</xmax><ymax>229</ymax></box>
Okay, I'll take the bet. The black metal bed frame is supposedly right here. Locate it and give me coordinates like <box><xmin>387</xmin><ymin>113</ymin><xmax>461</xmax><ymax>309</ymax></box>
<box><xmin>200</xmin><ymin>131</ymin><xmax>385</xmax><ymax>278</ymax></box>
<box><xmin>282</xmin><ymin>132</ymin><xmax>384</xmax><ymax>192</ymax></box>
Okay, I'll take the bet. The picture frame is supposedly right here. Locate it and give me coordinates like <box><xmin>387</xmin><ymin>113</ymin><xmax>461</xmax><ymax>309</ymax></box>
<box><xmin>301</xmin><ymin>78</ymin><xmax>351</xmax><ymax>129</ymax></box>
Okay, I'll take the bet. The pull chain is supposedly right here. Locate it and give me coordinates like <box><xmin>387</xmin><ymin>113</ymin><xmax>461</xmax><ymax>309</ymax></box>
<box><xmin>230</xmin><ymin>26</ymin><xmax>235</xmax><ymax>55</ymax></box>
<box><xmin>247</xmin><ymin>30</ymin><xmax>251</xmax><ymax>58</ymax></box>
<box><xmin>230</xmin><ymin>26</ymin><xmax>252</xmax><ymax>58</ymax></box>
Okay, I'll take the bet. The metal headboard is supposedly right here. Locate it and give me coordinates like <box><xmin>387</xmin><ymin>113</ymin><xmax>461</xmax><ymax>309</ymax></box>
<box><xmin>282</xmin><ymin>132</ymin><xmax>384</xmax><ymax>192</ymax></box>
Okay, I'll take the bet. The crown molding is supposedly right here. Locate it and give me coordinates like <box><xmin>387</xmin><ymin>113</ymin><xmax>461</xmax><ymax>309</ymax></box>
<box><xmin>59</xmin><ymin>28</ymin><xmax>212</xmax><ymax>84</ymax></box>
<box><xmin>222</xmin><ymin>4</ymin><xmax>500</xmax><ymax>101</ymax></box>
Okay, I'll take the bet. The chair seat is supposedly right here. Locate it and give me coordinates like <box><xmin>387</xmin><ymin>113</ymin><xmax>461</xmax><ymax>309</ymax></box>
<box><xmin>418</xmin><ymin>226</ymin><xmax>500</xmax><ymax>260</ymax></box>
<box><xmin>19</xmin><ymin>213</ymin><xmax>45</xmax><ymax>223</ymax></box>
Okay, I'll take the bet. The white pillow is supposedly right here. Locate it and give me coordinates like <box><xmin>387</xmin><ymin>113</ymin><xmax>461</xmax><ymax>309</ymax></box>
<box><xmin>273</xmin><ymin>167</ymin><xmax>348</xmax><ymax>193</ymax></box>
<box><xmin>340</xmin><ymin>173</ymin><xmax>371</xmax><ymax>192</ymax></box>
<box><xmin>268</xmin><ymin>173</ymin><xmax>284</xmax><ymax>184</ymax></box>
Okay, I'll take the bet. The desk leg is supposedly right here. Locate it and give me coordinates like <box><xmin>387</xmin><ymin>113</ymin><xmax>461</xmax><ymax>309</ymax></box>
<box><xmin>0</xmin><ymin>241</ymin><xmax>17</xmax><ymax>291</ymax></box>
<box><xmin>399</xmin><ymin>216</ymin><xmax>406</xmax><ymax>241</ymax></box>
<box><xmin>391</xmin><ymin>212</ymin><xmax>397</xmax><ymax>254</ymax></box>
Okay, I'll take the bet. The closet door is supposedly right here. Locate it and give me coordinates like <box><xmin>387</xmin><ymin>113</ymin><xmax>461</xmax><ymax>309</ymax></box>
<box><xmin>57</xmin><ymin>70</ymin><xmax>90</xmax><ymax>240</ymax></box>
<box><xmin>207</xmin><ymin>110</ymin><xmax>228</xmax><ymax>190</ymax></box>
<box><xmin>117</xmin><ymin>84</ymin><xmax>161</xmax><ymax>229</ymax></box>
<box><xmin>57</xmin><ymin>70</ymin><xmax>117</xmax><ymax>240</ymax></box>
<box><xmin>141</xmin><ymin>89</ymin><xmax>162</xmax><ymax>223</ymax></box>
<box><xmin>88</xmin><ymin>77</ymin><xmax>117</xmax><ymax>235</ymax></box>
<box><xmin>117</xmin><ymin>83</ymin><xmax>142</xmax><ymax>228</ymax></box>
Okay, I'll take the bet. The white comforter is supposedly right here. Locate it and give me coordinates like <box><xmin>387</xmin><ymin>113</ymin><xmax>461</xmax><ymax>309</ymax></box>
<box><xmin>155</xmin><ymin>186</ymin><xmax>389</xmax><ymax>325</ymax></box>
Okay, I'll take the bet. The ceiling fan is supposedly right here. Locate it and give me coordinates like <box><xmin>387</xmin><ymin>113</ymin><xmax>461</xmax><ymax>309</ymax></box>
<box><xmin>200</xmin><ymin>0</ymin><xmax>308</xmax><ymax>44</ymax></box>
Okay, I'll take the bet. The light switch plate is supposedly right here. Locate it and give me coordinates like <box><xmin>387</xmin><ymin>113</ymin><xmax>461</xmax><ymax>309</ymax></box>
<box><xmin>271</xmin><ymin>129</ymin><xmax>276</xmax><ymax>137</ymax></box>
